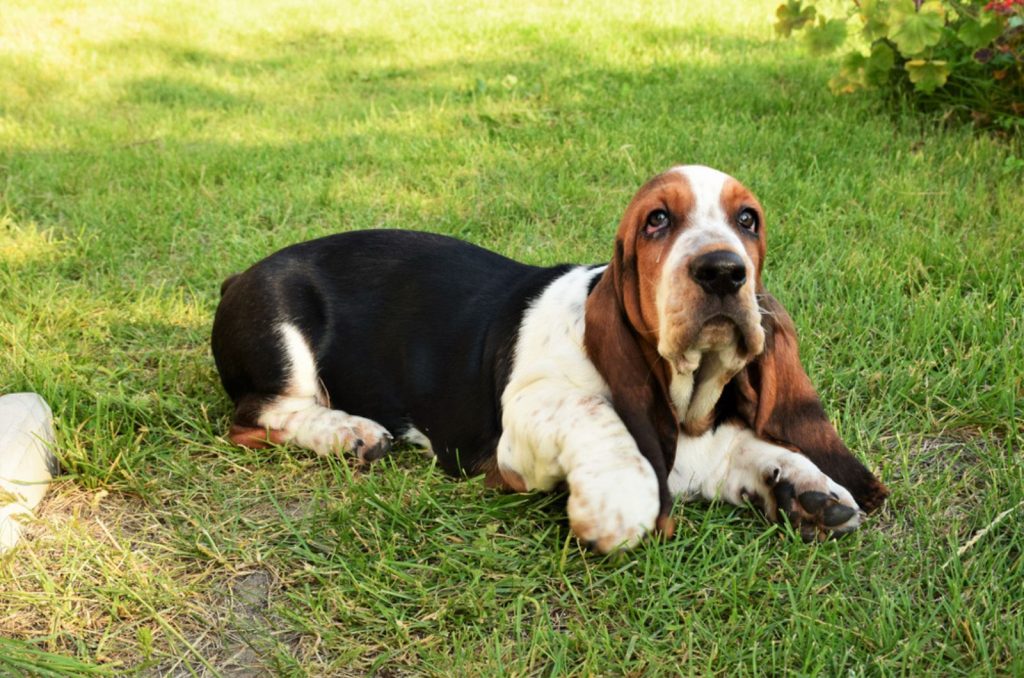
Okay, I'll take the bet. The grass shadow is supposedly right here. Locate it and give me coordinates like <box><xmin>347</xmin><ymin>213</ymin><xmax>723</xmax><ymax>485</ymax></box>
<box><xmin>122</xmin><ymin>76</ymin><xmax>253</xmax><ymax>110</ymax></box>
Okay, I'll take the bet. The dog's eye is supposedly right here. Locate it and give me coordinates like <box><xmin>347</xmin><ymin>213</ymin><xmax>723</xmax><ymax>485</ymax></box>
<box><xmin>737</xmin><ymin>208</ymin><xmax>758</xmax><ymax>233</ymax></box>
<box><xmin>645</xmin><ymin>209</ymin><xmax>670</xmax><ymax>235</ymax></box>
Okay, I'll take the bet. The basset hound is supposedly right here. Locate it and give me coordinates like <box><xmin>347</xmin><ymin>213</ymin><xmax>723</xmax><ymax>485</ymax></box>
<box><xmin>211</xmin><ymin>165</ymin><xmax>888</xmax><ymax>552</ymax></box>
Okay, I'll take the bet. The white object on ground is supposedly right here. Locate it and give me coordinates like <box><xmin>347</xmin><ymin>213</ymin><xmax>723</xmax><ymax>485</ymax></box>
<box><xmin>0</xmin><ymin>393</ymin><xmax>57</xmax><ymax>554</ymax></box>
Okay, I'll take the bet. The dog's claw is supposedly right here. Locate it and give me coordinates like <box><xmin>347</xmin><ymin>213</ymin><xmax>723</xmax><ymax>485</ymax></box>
<box><xmin>823</xmin><ymin>503</ymin><xmax>857</xmax><ymax>527</ymax></box>
<box><xmin>797</xmin><ymin>491</ymin><xmax>831</xmax><ymax>513</ymax></box>
<box><xmin>760</xmin><ymin>462</ymin><xmax>864</xmax><ymax>539</ymax></box>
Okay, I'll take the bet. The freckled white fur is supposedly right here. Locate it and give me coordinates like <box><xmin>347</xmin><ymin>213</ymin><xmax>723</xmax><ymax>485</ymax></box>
<box><xmin>258</xmin><ymin>323</ymin><xmax>391</xmax><ymax>458</ymax></box>
<box><xmin>498</xmin><ymin>266</ymin><xmax>660</xmax><ymax>551</ymax></box>
<box><xmin>497</xmin><ymin>187</ymin><xmax>862</xmax><ymax>547</ymax></box>
<box><xmin>496</xmin><ymin>266</ymin><xmax>862</xmax><ymax>550</ymax></box>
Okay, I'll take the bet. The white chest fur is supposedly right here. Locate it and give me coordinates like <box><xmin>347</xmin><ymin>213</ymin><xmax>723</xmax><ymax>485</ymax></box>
<box><xmin>493</xmin><ymin>265</ymin><xmax>863</xmax><ymax>550</ymax></box>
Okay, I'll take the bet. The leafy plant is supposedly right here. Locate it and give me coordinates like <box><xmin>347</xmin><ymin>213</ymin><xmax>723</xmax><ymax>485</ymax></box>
<box><xmin>775</xmin><ymin>0</ymin><xmax>1024</xmax><ymax>129</ymax></box>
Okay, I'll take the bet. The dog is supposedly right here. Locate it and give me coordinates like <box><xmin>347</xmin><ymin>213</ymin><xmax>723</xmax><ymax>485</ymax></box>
<box><xmin>211</xmin><ymin>165</ymin><xmax>888</xmax><ymax>552</ymax></box>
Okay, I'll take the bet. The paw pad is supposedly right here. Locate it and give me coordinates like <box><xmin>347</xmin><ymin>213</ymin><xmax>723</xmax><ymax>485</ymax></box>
<box><xmin>769</xmin><ymin>484</ymin><xmax>863</xmax><ymax>541</ymax></box>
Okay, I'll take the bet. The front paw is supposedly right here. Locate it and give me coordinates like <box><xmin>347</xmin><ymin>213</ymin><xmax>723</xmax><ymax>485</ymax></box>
<box><xmin>566</xmin><ymin>462</ymin><xmax>660</xmax><ymax>553</ymax></box>
<box><xmin>749</xmin><ymin>456</ymin><xmax>864</xmax><ymax>541</ymax></box>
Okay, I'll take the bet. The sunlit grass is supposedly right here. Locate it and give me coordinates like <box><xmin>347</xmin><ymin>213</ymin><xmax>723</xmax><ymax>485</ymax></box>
<box><xmin>1</xmin><ymin>0</ymin><xmax>1022</xmax><ymax>674</ymax></box>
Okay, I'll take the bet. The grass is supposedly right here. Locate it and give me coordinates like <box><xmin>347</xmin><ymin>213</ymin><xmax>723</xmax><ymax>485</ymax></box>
<box><xmin>1</xmin><ymin>0</ymin><xmax>1022</xmax><ymax>673</ymax></box>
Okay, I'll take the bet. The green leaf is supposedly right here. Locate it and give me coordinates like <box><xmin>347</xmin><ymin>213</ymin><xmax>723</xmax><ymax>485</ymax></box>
<box><xmin>830</xmin><ymin>52</ymin><xmax>868</xmax><ymax>94</ymax></box>
<box><xmin>957</xmin><ymin>17</ymin><xmax>1004</xmax><ymax>50</ymax></box>
<box><xmin>775</xmin><ymin>1</ymin><xmax>816</xmax><ymax>37</ymax></box>
<box><xmin>842</xmin><ymin>51</ymin><xmax>868</xmax><ymax>72</ymax></box>
<box><xmin>804</xmin><ymin>17</ymin><xmax>848</xmax><ymax>55</ymax></box>
<box><xmin>859</xmin><ymin>0</ymin><xmax>890</xmax><ymax>42</ymax></box>
<box><xmin>904</xmin><ymin>59</ymin><xmax>950</xmax><ymax>92</ymax></box>
<box><xmin>832</xmin><ymin>43</ymin><xmax>895</xmax><ymax>92</ymax></box>
<box><xmin>887</xmin><ymin>0</ymin><xmax>946</xmax><ymax>56</ymax></box>
<box><xmin>866</xmin><ymin>41</ymin><xmax>896</xmax><ymax>85</ymax></box>
<box><xmin>919</xmin><ymin>1</ymin><xmax>947</xmax><ymax>20</ymax></box>
<box><xmin>828</xmin><ymin>71</ymin><xmax>863</xmax><ymax>95</ymax></box>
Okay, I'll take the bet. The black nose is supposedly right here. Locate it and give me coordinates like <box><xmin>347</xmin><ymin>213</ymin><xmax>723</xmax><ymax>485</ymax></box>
<box><xmin>690</xmin><ymin>250</ymin><xmax>747</xmax><ymax>296</ymax></box>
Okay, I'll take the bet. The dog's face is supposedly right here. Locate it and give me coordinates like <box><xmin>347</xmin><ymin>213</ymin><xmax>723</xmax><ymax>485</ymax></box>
<box><xmin>584</xmin><ymin>165</ymin><xmax>773</xmax><ymax>523</ymax></box>
<box><xmin>586</xmin><ymin>166</ymin><xmax>889</xmax><ymax>520</ymax></box>
<box><xmin>619</xmin><ymin>165</ymin><xmax>767</xmax><ymax>374</ymax></box>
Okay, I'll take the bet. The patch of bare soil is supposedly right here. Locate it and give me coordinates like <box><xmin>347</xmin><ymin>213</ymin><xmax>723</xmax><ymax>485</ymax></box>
<box><xmin>1</xmin><ymin>481</ymin><xmax>313</xmax><ymax>674</ymax></box>
<box><xmin>872</xmin><ymin>429</ymin><xmax>1012</xmax><ymax>540</ymax></box>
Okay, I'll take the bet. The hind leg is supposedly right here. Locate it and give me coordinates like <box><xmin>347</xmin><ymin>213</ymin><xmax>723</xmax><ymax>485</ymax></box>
<box><xmin>242</xmin><ymin>397</ymin><xmax>393</xmax><ymax>462</ymax></box>
<box><xmin>227</xmin><ymin>323</ymin><xmax>393</xmax><ymax>463</ymax></box>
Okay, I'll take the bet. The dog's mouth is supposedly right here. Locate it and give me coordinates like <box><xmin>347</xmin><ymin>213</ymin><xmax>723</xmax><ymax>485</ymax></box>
<box><xmin>666</xmin><ymin>311</ymin><xmax>764</xmax><ymax>375</ymax></box>
<box><xmin>692</xmin><ymin>315</ymin><xmax>740</xmax><ymax>349</ymax></box>
<box><xmin>669</xmin><ymin>316</ymin><xmax>736</xmax><ymax>372</ymax></box>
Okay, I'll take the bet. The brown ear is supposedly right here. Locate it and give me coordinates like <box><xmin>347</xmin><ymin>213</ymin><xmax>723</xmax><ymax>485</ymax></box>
<box><xmin>732</xmin><ymin>292</ymin><xmax>888</xmax><ymax>513</ymax></box>
<box><xmin>585</xmin><ymin>246</ymin><xmax>679</xmax><ymax>527</ymax></box>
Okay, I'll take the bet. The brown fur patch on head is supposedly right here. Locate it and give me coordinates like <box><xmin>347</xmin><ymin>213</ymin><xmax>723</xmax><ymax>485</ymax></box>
<box><xmin>719</xmin><ymin>178</ymin><xmax>766</xmax><ymax>280</ymax></box>
<box><xmin>650</xmin><ymin>169</ymin><xmax>767</xmax><ymax>369</ymax></box>
<box><xmin>615</xmin><ymin>172</ymin><xmax>697</xmax><ymax>342</ymax></box>
<box><xmin>583</xmin><ymin>171</ymin><xmax>704</xmax><ymax>521</ymax></box>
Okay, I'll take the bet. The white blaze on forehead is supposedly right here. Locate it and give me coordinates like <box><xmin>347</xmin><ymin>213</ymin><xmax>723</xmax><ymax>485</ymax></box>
<box><xmin>655</xmin><ymin>166</ymin><xmax>755</xmax><ymax>325</ymax></box>
<box><xmin>667</xmin><ymin>165</ymin><xmax>748</xmax><ymax>256</ymax></box>
<box><xmin>671</xmin><ymin>165</ymin><xmax>729</xmax><ymax>217</ymax></box>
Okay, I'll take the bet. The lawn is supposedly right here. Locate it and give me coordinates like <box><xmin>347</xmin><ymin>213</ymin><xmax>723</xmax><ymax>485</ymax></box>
<box><xmin>1</xmin><ymin>0</ymin><xmax>1022</xmax><ymax>674</ymax></box>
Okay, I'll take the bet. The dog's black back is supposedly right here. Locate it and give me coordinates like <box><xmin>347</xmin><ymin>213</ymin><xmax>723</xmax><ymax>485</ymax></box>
<box><xmin>211</xmin><ymin>229</ymin><xmax>572</xmax><ymax>474</ymax></box>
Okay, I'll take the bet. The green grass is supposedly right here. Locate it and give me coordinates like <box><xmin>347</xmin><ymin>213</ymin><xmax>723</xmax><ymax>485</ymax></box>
<box><xmin>1</xmin><ymin>0</ymin><xmax>1022</xmax><ymax>674</ymax></box>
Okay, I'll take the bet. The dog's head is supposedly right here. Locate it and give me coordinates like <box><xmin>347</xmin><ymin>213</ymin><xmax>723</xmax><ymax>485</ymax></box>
<box><xmin>586</xmin><ymin>166</ymin><xmax>887</xmax><ymax>517</ymax></box>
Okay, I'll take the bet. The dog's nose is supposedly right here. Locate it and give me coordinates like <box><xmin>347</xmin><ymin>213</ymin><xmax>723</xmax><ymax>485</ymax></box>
<box><xmin>690</xmin><ymin>250</ymin><xmax>747</xmax><ymax>296</ymax></box>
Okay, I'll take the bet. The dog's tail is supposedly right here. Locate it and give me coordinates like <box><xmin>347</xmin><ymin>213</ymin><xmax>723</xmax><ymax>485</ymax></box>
<box><xmin>219</xmin><ymin>273</ymin><xmax>241</xmax><ymax>297</ymax></box>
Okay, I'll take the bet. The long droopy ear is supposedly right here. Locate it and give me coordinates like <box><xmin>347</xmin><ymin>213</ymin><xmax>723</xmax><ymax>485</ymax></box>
<box><xmin>585</xmin><ymin>240</ymin><xmax>679</xmax><ymax>533</ymax></box>
<box><xmin>732</xmin><ymin>292</ymin><xmax>889</xmax><ymax>513</ymax></box>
